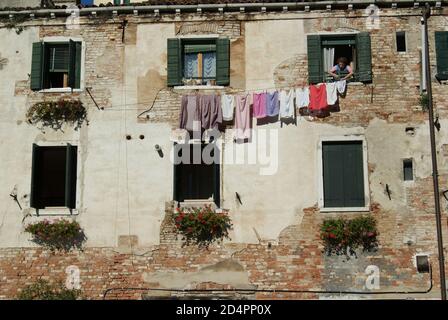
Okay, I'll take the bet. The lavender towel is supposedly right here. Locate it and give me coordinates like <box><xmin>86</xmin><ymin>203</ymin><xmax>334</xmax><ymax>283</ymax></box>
<box><xmin>266</xmin><ymin>91</ymin><xmax>279</xmax><ymax>117</ymax></box>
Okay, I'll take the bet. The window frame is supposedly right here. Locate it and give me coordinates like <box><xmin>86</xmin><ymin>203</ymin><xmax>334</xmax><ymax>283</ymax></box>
<box><xmin>39</xmin><ymin>37</ymin><xmax>85</xmax><ymax>93</ymax></box>
<box><xmin>30</xmin><ymin>141</ymin><xmax>80</xmax><ymax>216</ymax></box>
<box><xmin>169</xmin><ymin>34</ymin><xmax>229</xmax><ymax>89</ymax></box>
<box><xmin>317</xmin><ymin>135</ymin><xmax>370</xmax><ymax>212</ymax></box>
<box><xmin>396</xmin><ymin>31</ymin><xmax>407</xmax><ymax>53</ymax></box>
<box><xmin>173</xmin><ymin>139</ymin><xmax>222</xmax><ymax>208</ymax></box>
<box><xmin>182</xmin><ymin>39</ymin><xmax>218</xmax><ymax>84</ymax></box>
<box><xmin>307</xmin><ymin>31</ymin><xmax>372</xmax><ymax>84</ymax></box>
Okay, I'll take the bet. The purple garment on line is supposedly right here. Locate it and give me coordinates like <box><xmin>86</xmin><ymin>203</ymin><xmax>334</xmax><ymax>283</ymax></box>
<box><xmin>266</xmin><ymin>91</ymin><xmax>279</xmax><ymax>117</ymax></box>
<box><xmin>179</xmin><ymin>95</ymin><xmax>200</xmax><ymax>132</ymax></box>
<box><xmin>234</xmin><ymin>94</ymin><xmax>251</xmax><ymax>140</ymax></box>
<box><xmin>200</xmin><ymin>95</ymin><xmax>222</xmax><ymax>130</ymax></box>
<box><xmin>253</xmin><ymin>93</ymin><xmax>267</xmax><ymax>119</ymax></box>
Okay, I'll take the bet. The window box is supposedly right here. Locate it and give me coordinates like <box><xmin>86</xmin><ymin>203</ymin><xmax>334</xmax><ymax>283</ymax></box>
<box><xmin>167</xmin><ymin>37</ymin><xmax>230</xmax><ymax>87</ymax></box>
<box><xmin>307</xmin><ymin>32</ymin><xmax>372</xmax><ymax>84</ymax></box>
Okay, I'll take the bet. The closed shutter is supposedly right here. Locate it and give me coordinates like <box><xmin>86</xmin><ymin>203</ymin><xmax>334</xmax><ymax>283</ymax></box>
<box><xmin>323</xmin><ymin>143</ymin><xmax>345</xmax><ymax>207</ymax></box>
<box><xmin>343</xmin><ymin>143</ymin><xmax>365</xmax><ymax>207</ymax></box>
<box><xmin>435</xmin><ymin>31</ymin><xmax>448</xmax><ymax>81</ymax></box>
<box><xmin>124</xmin><ymin>0</ymin><xmax>131</xmax><ymax>4</ymax></box>
<box><xmin>65</xmin><ymin>144</ymin><xmax>78</xmax><ymax>209</ymax></box>
<box><xmin>30</xmin><ymin>42</ymin><xmax>44</xmax><ymax>90</ymax></box>
<box><xmin>216</xmin><ymin>38</ymin><xmax>230</xmax><ymax>86</ymax></box>
<box><xmin>356</xmin><ymin>32</ymin><xmax>373</xmax><ymax>82</ymax></box>
<box><xmin>30</xmin><ymin>144</ymin><xmax>43</xmax><ymax>209</ymax></box>
<box><xmin>113</xmin><ymin>0</ymin><xmax>120</xmax><ymax>5</ymax></box>
<box><xmin>167</xmin><ymin>38</ymin><xmax>182</xmax><ymax>86</ymax></box>
<box><xmin>323</xmin><ymin>141</ymin><xmax>365</xmax><ymax>208</ymax></box>
<box><xmin>307</xmin><ymin>35</ymin><xmax>322</xmax><ymax>84</ymax></box>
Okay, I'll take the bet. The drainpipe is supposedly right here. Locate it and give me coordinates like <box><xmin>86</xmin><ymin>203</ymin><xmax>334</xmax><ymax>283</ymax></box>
<box><xmin>422</xmin><ymin>2</ymin><xmax>447</xmax><ymax>300</ymax></box>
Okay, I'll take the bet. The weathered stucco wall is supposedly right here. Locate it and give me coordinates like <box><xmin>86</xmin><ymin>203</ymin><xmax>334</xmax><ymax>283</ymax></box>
<box><xmin>0</xmin><ymin>7</ymin><xmax>448</xmax><ymax>299</ymax></box>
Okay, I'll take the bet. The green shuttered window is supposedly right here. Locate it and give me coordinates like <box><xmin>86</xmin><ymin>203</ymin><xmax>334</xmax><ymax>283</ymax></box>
<box><xmin>307</xmin><ymin>32</ymin><xmax>372</xmax><ymax>84</ymax></box>
<box><xmin>435</xmin><ymin>31</ymin><xmax>448</xmax><ymax>81</ymax></box>
<box><xmin>322</xmin><ymin>141</ymin><xmax>365</xmax><ymax>208</ymax></box>
<box><xmin>30</xmin><ymin>41</ymin><xmax>82</xmax><ymax>91</ymax></box>
<box><xmin>30</xmin><ymin>144</ymin><xmax>78</xmax><ymax>210</ymax></box>
<box><xmin>167</xmin><ymin>38</ymin><xmax>230</xmax><ymax>86</ymax></box>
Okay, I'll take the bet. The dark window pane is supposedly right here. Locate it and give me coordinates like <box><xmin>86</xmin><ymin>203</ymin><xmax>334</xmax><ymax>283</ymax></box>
<box><xmin>175</xmin><ymin>144</ymin><xmax>219</xmax><ymax>203</ymax></box>
<box><xmin>323</xmin><ymin>141</ymin><xmax>365</xmax><ymax>208</ymax></box>
<box><xmin>396</xmin><ymin>32</ymin><xmax>406</xmax><ymax>52</ymax></box>
<box><xmin>403</xmin><ymin>159</ymin><xmax>413</xmax><ymax>181</ymax></box>
<box><xmin>37</xmin><ymin>147</ymin><xmax>67</xmax><ymax>207</ymax></box>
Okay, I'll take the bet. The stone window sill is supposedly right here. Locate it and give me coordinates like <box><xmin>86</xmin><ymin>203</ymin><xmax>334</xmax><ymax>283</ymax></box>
<box><xmin>173</xmin><ymin>85</ymin><xmax>224</xmax><ymax>90</ymax></box>
<box><xmin>39</xmin><ymin>88</ymin><xmax>82</xmax><ymax>93</ymax></box>
<box><xmin>33</xmin><ymin>207</ymin><xmax>79</xmax><ymax>216</ymax></box>
<box><xmin>320</xmin><ymin>206</ymin><xmax>370</xmax><ymax>213</ymax></box>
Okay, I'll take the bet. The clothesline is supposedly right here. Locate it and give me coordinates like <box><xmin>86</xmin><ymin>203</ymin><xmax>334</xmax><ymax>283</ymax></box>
<box><xmin>178</xmin><ymin>80</ymin><xmax>348</xmax><ymax>141</ymax></box>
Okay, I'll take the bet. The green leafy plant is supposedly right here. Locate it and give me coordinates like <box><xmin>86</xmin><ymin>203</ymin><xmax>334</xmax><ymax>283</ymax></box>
<box><xmin>17</xmin><ymin>279</ymin><xmax>82</xmax><ymax>300</ymax></box>
<box><xmin>24</xmin><ymin>219</ymin><xmax>86</xmax><ymax>251</ymax></box>
<box><xmin>173</xmin><ymin>205</ymin><xmax>233</xmax><ymax>247</ymax></box>
<box><xmin>26</xmin><ymin>99</ymin><xmax>88</xmax><ymax>131</ymax></box>
<box><xmin>419</xmin><ymin>93</ymin><xmax>429</xmax><ymax>111</ymax></box>
<box><xmin>320</xmin><ymin>216</ymin><xmax>379</xmax><ymax>256</ymax></box>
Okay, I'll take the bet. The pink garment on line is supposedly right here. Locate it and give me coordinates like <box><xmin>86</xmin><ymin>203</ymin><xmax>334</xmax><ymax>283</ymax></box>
<box><xmin>309</xmin><ymin>84</ymin><xmax>328</xmax><ymax>111</ymax></box>
<box><xmin>252</xmin><ymin>92</ymin><xmax>267</xmax><ymax>119</ymax></box>
<box><xmin>234</xmin><ymin>94</ymin><xmax>251</xmax><ymax>140</ymax></box>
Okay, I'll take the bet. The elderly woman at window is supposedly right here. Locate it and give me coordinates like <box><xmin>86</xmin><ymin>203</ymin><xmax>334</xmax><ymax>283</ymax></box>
<box><xmin>328</xmin><ymin>57</ymin><xmax>353</xmax><ymax>80</ymax></box>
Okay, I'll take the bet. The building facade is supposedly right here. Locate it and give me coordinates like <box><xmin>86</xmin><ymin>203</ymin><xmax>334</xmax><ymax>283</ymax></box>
<box><xmin>0</xmin><ymin>0</ymin><xmax>447</xmax><ymax>299</ymax></box>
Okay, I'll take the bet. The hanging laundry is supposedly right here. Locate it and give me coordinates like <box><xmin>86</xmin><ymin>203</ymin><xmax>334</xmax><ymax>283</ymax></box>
<box><xmin>326</xmin><ymin>82</ymin><xmax>338</xmax><ymax>105</ymax></box>
<box><xmin>253</xmin><ymin>92</ymin><xmax>267</xmax><ymax>119</ymax></box>
<box><xmin>179</xmin><ymin>95</ymin><xmax>200</xmax><ymax>132</ymax></box>
<box><xmin>336</xmin><ymin>79</ymin><xmax>347</xmax><ymax>95</ymax></box>
<box><xmin>221</xmin><ymin>94</ymin><xmax>235</xmax><ymax>121</ymax></box>
<box><xmin>266</xmin><ymin>91</ymin><xmax>280</xmax><ymax>117</ymax></box>
<box><xmin>295</xmin><ymin>87</ymin><xmax>310</xmax><ymax>108</ymax></box>
<box><xmin>309</xmin><ymin>84</ymin><xmax>328</xmax><ymax>112</ymax></box>
<box><xmin>209</xmin><ymin>95</ymin><xmax>222</xmax><ymax>129</ymax></box>
<box><xmin>234</xmin><ymin>94</ymin><xmax>251</xmax><ymax>140</ymax></box>
<box><xmin>200</xmin><ymin>95</ymin><xmax>222</xmax><ymax>130</ymax></box>
<box><xmin>279</xmin><ymin>89</ymin><xmax>295</xmax><ymax>118</ymax></box>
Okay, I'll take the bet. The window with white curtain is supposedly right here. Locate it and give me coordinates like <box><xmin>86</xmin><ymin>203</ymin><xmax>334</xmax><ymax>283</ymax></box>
<box><xmin>183</xmin><ymin>42</ymin><xmax>217</xmax><ymax>85</ymax></box>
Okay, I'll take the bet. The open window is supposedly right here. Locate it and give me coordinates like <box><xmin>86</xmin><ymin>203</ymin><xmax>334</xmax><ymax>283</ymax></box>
<box><xmin>307</xmin><ymin>33</ymin><xmax>372</xmax><ymax>84</ymax></box>
<box><xmin>30</xmin><ymin>40</ymin><xmax>82</xmax><ymax>91</ymax></box>
<box><xmin>173</xmin><ymin>143</ymin><xmax>220</xmax><ymax>206</ymax></box>
<box><xmin>30</xmin><ymin>144</ymin><xmax>78</xmax><ymax>209</ymax></box>
<box><xmin>167</xmin><ymin>38</ymin><xmax>230</xmax><ymax>87</ymax></box>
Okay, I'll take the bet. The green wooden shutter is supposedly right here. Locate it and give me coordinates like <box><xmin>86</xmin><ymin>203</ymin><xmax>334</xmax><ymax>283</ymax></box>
<box><xmin>216</xmin><ymin>38</ymin><xmax>230</xmax><ymax>86</ymax></box>
<box><xmin>342</xmin><ymin>142</ymin><xmax>365</xmax><ymax>207</ymax></box>
<box><xmin>356</xmin><ymin>32</ymin><xmax>373</xmax><ymax>82</ymax></box>
<box><xmin>435</xmin><ymin>31</ymin><xmax>448</xmax><ymax>81</ymax></box>
<box><xmin>124</xmin><ymin>0</ymin><xmax>131</xmax><ymax>4</ymax></box>
<box><xmin>167</xmin><ymin>38</ymin><xmax>182</xmax><ymax>86</ymax></box>
<box><xmin>307</xmin><ymin>35</ymin><xmax>322</xmax><ymax>84</ymax></box>
<box><xmin>30</xmin><ymin>144</ymin><xmax>43</xmax><ymax>209</ymax></box>
<box><xmin>65</xmin><ymin>144</ymin><xmax>78</xmax><ymax>209</ymax></box>
<box><xmin>30</xmin><ymin>42</ymin><xmax>44</xmax><ymax>90</ymax></box>
<box><xmin>113</xmin><ymin>0</ymin><xmax>120</xmax><ymax>5</ymax></box>
<box><xmin>75</xmin><ymin>42</ymin><xmax>82</xmax><ymax>89</ymax></box>
<box><xmin>323</xmin><ymin>142</ymin><xmax>365</xmax><ymax>208</ymax></box>
<box><xmin>323</xmin><ymin>143</ymin><xmax>345</xmax><ymax>208</ymax></box>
